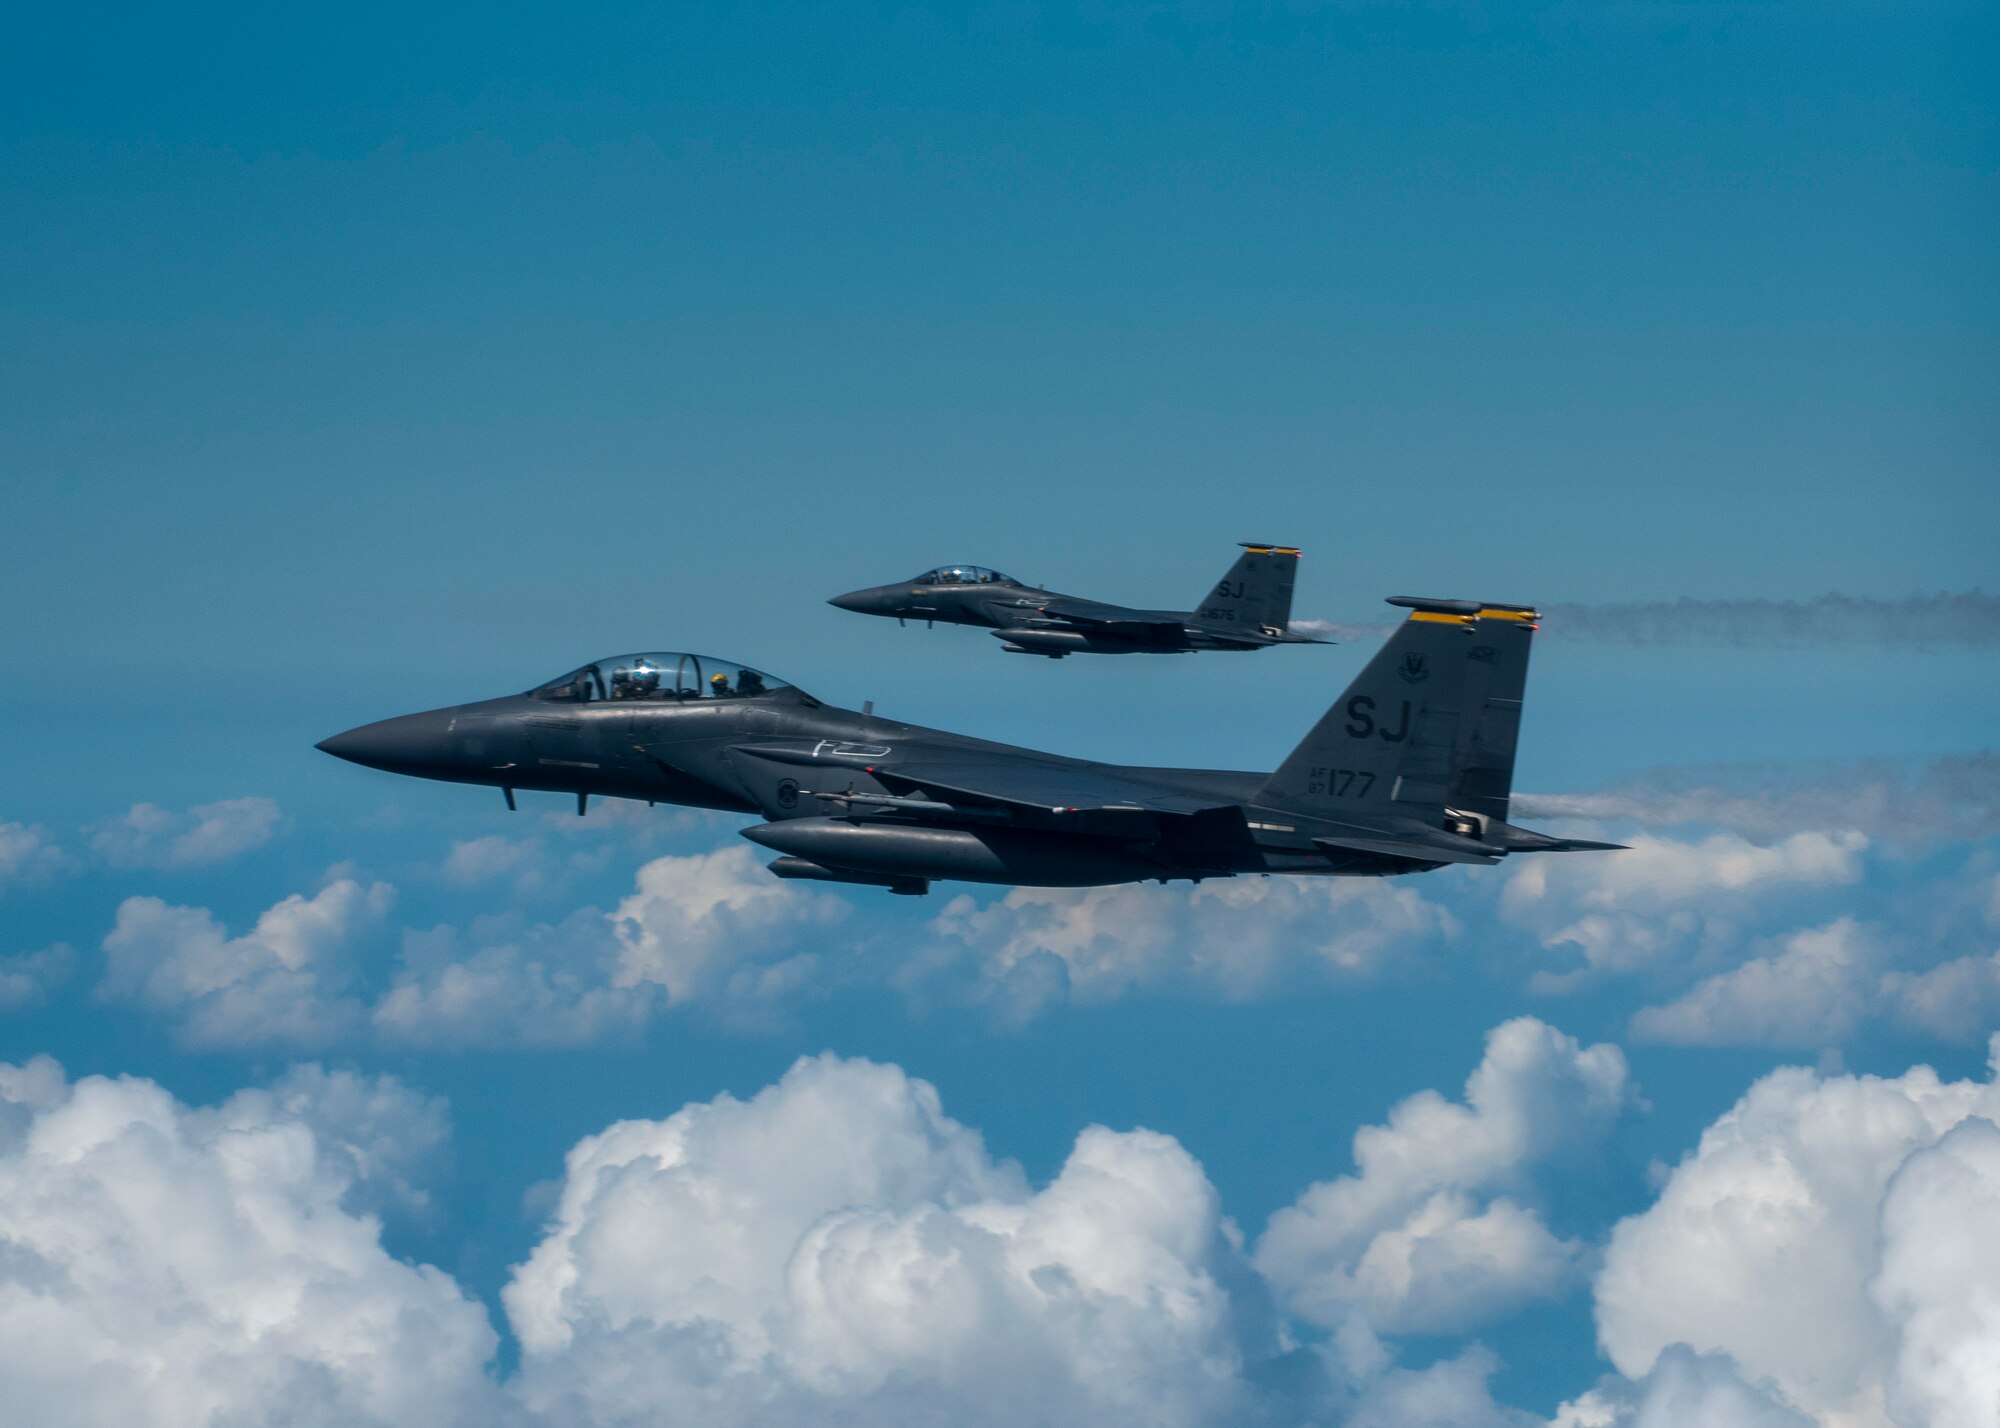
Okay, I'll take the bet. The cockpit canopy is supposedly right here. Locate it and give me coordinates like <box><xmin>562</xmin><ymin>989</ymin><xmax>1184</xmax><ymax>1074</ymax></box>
<box><xmin>528</xmin><ymin>653</ymin><xmax>797</xmax><ymax>704</ymax></box>
<box><xmin>912</xmin><ymin>565</ymin><xmax>1011</xmax><ymax>585</ymax></box>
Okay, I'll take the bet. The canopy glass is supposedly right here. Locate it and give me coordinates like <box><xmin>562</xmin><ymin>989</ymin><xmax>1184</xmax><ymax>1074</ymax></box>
<box><xmin>528</xmin><ymin>653</ymin><xmax>794</xmax><ymax>703</ymax></box>
<box><xmin>911</xmin><ymin>565</ymin><xmax>1011</xmax><ymax>585</ymax></box>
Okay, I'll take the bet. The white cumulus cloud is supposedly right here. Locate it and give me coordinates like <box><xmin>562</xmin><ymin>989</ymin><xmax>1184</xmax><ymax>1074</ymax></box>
<box><xmin>1883</xmin><ymin>948</ymin><xmax>2000</xmax><ymax>1043</ymax></box>
<box><xmin>1628</xmin><ymin>917</ymin><xmax>1881</xmax><ymax>1048</ymax></box>
<box><xmin>503</xmin><ymin>1051</ymin><xmax>1282</xmax><ymax>1428</ymax></box>
<box><xmin>373</xmin><ymin>909</ymin><xmax>655</xmax><ymax>1050</ymax></box>
<box><xmin>0</xmin><ymin>820</ymin><xmax>68</xmax><ymax>891</ymax></box>
<box><xmin>1592</xmin><ymin>1038</ymin><xmax>2000</xmax><ymax>1425</ymax></box>
<box><xmin>0</xmin><ymin>943</ymin><xmax>75</xmax><ymax>1011</ymax></box>
<box><xmin>98</xmin><ymin>878</ymin><xmax>390</xmax><ymax>1049</ymax></box>
<box><xmin>377</xmin><ymin>847</ymin><xmax>846</xmax><ymax>1047</ymax></box>
<box><xmin>1871</xmin><ymin>1116</ymin><xmax>2000</xmax><ymax>1428</ymax></box>
<box><xmin>442</xmin><ymin>834</ymin><xmax>544</xmax><ymax>885</ymax></box>
<box><xmin>1256</xmin><ymin>1018</ymin><xmax>1632</xmax><ymax>1335</ymax></box>
<box><xmin>1550</xmin><ymin>1345</ymin><xmax>1816</xmax><ymax>1428</ymax></box>
<box><xmin>611</xmin><ymin>845</ymin><xmax>846</xmax><ymax>1003</ymax></box>
<box><xmin>206</xmin><ymin>1063</ymin><xmax>453</xmax><ymax>1220</ymax></box>
<box><xmin>88</xmin><ymin>797</ymin><xmax>283</xmax><ymax>870</ymax></box>
<box><xmin>1342</xmin><ymin>1343</ymin><xmax>1537</xmax><ymax>1427</ymax></box>
<box><xmin>0</xmin><ymin>1056</ymin><xmax>500</xmax><ymax>1428</ymax></box>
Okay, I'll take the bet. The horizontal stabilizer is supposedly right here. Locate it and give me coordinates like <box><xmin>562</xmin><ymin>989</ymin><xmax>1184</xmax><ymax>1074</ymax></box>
<box><xmin>1312</xmin><ymin>833</ymin><xmax>1499</xmax><ymax>866</ymax></box>
<box><xmin>1482</xmin><ymin>819</ymin><xmax>1627</xmax><ymax>854</ymax></box>
<box><xmin>1308</xmin><ymin>816</ymin><xmax>1503</xmax><ymax>864</ymax></box>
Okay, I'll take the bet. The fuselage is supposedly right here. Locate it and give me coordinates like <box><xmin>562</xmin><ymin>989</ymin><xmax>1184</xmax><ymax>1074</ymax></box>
<box><xmin>318</xmin><ymin>679</ymin><xmax>1405</xmax><ymax>888</ymax></box>
<box><xmin>828</xmin><ymin>575</ymin><xmax>1276</xmax><ymax>654</ymax></box>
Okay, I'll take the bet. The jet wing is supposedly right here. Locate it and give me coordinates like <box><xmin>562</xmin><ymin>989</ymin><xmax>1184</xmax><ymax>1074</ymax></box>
<box><xmin>1028</xmin><ymin>597</ymin><xmax>1192</xmax><ymax>642</ymax></box>
<box><xmin>871</xmin><ymin>758</ymin><xmax>1234</xmax><ymax>817</ymax></box>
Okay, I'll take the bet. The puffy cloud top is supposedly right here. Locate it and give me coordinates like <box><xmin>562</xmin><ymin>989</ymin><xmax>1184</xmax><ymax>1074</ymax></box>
<box><xmin>88</xmin><ymin>797</ymin><xmax>283</xmax><ymax>870</ymax></box>
<box><xmin>1629</xmin><ymin>917</ymin><xmax>1881</xmax><ymax>1048</ymax></box>
<box><xmin>377</xmin><ymin>847</ymin><xmax>847</xmax><ymax>1047</ymax></box>
<box><xmin>0</xmin><ymin>1057</ymin><xmax>499</xmax><ymax>1428</ymax></box>
<box><xmin>1594</xmin><ymin>1038</ymin><xmax>2000</xmax><ymax>1426</ymax></box>
<box><xmin>1256</xmin><ymin>1018</ymin><xmax>1632</xmax><ymax>1335</ymax></box>
<box><xmin>0</xmin><ymin>820</ymin><xmax>68</xmax><ymax>891</ymax></box>
<box><xmin>1870</xmin><ymin>1116</ymin><xmax>2000</xmax><ymax>1428</ymax></box>
<box><xmin>611</xmin><ymin>845</ymin><xmax>845</xmax><ymax>1003</ymax></box>
<box><xmin>504</xmin><ymin>1052</ymin><xmax>1278</xmax><ymax>1427</ymax></box>
<box><xmin>99</xmin><ymin>878</ymin><xmax>389</xmax><ymax>1048</ymax></box>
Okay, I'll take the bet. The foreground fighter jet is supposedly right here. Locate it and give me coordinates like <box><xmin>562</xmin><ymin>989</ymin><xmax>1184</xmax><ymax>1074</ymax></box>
<box><xmin>317</xmin><ymin>599</ymin><xmax>1619</xmax><ymax>895</ymax></box>
<box><xmin>828</xmin><ymin>542</ymin><xmax>1327</xmax><ymax>656</ymax></box>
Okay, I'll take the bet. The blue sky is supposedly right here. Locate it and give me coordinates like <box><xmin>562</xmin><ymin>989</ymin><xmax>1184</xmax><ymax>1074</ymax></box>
<box><xmin>2</xmin><ymin>3</ymin><xmax>1996</xmax><ymax>1425</ymax></box>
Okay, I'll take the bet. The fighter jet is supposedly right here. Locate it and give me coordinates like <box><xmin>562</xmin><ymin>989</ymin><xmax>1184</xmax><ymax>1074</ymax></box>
<box><xmin>827</xmin><ymin>543</ymin><xmax>1327</xmax><ymax>656</ymax></box>
<box><xmin>317</xmin><ymin>599</ymin><xmax>1619</xmax><ymax>896</ymax></box>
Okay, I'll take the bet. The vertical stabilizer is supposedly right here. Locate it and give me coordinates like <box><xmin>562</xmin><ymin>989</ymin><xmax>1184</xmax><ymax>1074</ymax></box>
<box><xmin>1191</xmin><ymin>543</ymin><xmax>1301</xmax><ymax>637</ymax></box>
<box><xmin>1256</xmin><ymin>597</ymin><xmax>1488</xmax><ymax>821</ymax></box>
<box><xmin>1449</xmin><ymin>604</ymin><xmax>1539</xmax><ymax>822</ymax></box>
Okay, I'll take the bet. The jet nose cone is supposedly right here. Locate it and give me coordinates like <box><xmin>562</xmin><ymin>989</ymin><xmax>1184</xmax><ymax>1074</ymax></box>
<box><xmin>315</xmin><ymin>709</ymin><xmax>457</xmax><ymax>774</ymax></box>
<box><xmin>828</xmin><ymin>588</ymin><xmax>875</xmax><ymax>613</ymax></box>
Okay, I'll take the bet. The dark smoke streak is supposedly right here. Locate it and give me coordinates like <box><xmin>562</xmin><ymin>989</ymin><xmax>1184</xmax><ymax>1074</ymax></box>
<box><xmin>1540</xmin><ymin>592</ymin><xmax>2000</xmax><ymax>647</ymax></box>
<box><xmin>1296</xmin><ymin>592</ymin><xmax>1998</xmax><ymax>649</ymax></box>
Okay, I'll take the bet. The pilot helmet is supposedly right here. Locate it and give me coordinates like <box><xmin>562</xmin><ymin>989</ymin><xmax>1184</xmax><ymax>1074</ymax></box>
<box><xmin>629</xmin><ymin>659</ymin><xmax>661</xmax><ymax>690</ymax></box>
<box><xmin>709</xmin><ymin>671</ymin><xmax>730</xmax><ymax>691</ymax></box>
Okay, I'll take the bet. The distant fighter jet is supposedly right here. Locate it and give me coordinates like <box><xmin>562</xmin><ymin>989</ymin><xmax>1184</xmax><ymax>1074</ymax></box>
<box><xmin>317</xmin><ymin>598</ymin><xmax>1619</xmax><ymax>896</ymax></box>
<box><xmin>828</xmin><ymin>542</ymin><xmax>1328</xmax><ymax>656</ymax></box>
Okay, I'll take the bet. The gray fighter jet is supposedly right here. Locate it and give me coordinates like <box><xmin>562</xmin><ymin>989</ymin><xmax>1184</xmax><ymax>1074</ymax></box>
<box><xmin>317</xmin><ymin>598</ymin><xmax>1619</xmax><ymax>896</ymax></box>
<box><xmin>828</xmin><ymin>543</ymin><xmax>1327</xmax><ymax>656</ymax></box>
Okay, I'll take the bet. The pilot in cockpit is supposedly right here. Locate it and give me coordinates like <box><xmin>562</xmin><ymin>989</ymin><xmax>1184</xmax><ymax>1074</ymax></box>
<box><xmin>709</xmin><ymin>671</ymin><xmax>733</xmax><ymax>697</ymax></box>
<box><xmin>736</xmin><ymin>668</ymin><xmax>766</xmax><ymax>696</ymax></box>
<box><xmin>612</xmin><ymin>660</ymin><xmax>663</xmax><ymax>700</ymax></box>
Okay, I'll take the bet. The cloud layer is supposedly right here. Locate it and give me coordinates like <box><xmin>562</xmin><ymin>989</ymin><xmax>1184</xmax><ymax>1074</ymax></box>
<box><xmin>6</xmin><ymin>1026</ymin><xmax>2000</xmax><ymax>1427</ymax></box>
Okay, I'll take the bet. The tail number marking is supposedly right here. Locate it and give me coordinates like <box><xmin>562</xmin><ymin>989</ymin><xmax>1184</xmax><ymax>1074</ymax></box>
<box><xmin>1343</xmin><ymin>695</ymin><xmax>1411</xmax><ymax>742</ymax></box>
<box><xmin>1306</xmin><ymin>768</ymin><xmax>1378</xmax><ymax>798</ymax></box>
